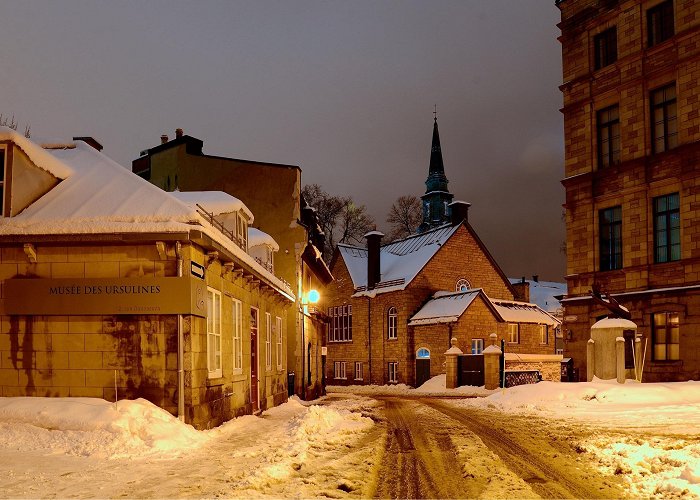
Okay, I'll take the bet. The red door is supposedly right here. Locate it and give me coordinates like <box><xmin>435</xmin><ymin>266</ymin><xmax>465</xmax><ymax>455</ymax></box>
<box><xmin>250</xmin><ymin>307</ymin><xmax>259</xmax><ymax>412</ymax></box>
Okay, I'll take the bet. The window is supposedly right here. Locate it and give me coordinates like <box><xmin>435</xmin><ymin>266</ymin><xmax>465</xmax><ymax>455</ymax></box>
<box><xmin>653</xmin><ymin>312</ymin><xmax>679</xmax><ymax>361</ymax></box>
<box><xmin>623</xmin><ymin>330</ymin><xmax>636</xmax><ymax>369</ymax></box>
<box><xmin>328</xmin><ymin>304</ymin><xmax>352</xmax><ymax>342</ymax></box>
<box><xmin>354</xmin><ymin>361</ymin><xmax>363</xmax><ymax>381</ymax></box>
<box><xmin>0</xmin><ymin>147</ymin><xmax>5</xmax><ymax>215</ymax></box>
<box><xmin>594</xmin><ymin>27</ymin><xmax>617</xmax><ymax>70</ymax></box>
<box><xmin>648</xmin><ymin>0</ymin><xmax>674</xmax><ymax>47</ymax></box>
<box><xmin>654</xmin><ymin>193</ymin><xmax>681</xmax><ymax>263</ymax></box>
<box><xmin>206</xmin><ymin>288</ymin><xmax>222</xmax><ymax>378</ymax></box>
<box><xmin>507</xmin><ymin>324</ymin><xmax>519</xmax><ymax>344</ymax></box>
<box><xmin>651</xmin><ymin>83</ymin><xmax>678</xmax><ymax>154</ymax></box>
<box><xmin>556</xmin><ymin>348</ymin><xmax>564</xmax><ymax>355</ymax></box>
<box><xmin>456</xmin><ymin>278</ymin><xmax>471</xmax><ymax>292</ymax></box>
<box><xmin>265</xmin><ymin>313</ymin><xmax>272</xmax><ymax>371</ymax></box>
<box><xmin>276</xmin><ymin>316</ymin><xmax>283</xmax><ymax>370</ymax></box>
<box><xmin>539</xmin><ymin>325</ymin><xmax>549</xmax><ymax>345</ymax></box>
<box><xmin>416</xmin><ymin>348</ymin><xmax>430</xmax><ymax>359</ymax></box>
<box><xmin>236</xmin><ymin>213</ymin><xmax>248</xmax><ymax>251</ymax></box>
<box><xmin>334</xmin><ymin>361</ymin><xmax>347</xmax><ymax>380</ymax></box>
<box><xmin>471</xmin><ymin>339</ymin><xmax>484</xmax><ymax>355</ymax></box>
<box><xmin>597</xmin><ymin>105</ymin><xmax>620</xmax><ymax>168</ymax></box>
<box><xmin>388</xmin><ymin>362</ymin><xmax>398</xmax><ymax>383</ymax></box>
<box><xmin>232</xmin><ymin>299</ymin><xmax>242</xmax><ymax>374</ymax></box>
<box><xmin>599</xmin><ymin>206</ymin><xmax>622</xmax><ymax>270</ymax></box>
<box><xmin>387</xmin><ymin>307</ymin><xmax>398</xmax><ymax>340</ymax></box>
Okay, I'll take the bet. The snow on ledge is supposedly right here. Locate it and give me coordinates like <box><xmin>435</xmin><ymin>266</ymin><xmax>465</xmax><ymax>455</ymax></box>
<box><xmin>591</xmin><ymin>318</ymin><xmax>637</xmax><ymax>330</ymax></box>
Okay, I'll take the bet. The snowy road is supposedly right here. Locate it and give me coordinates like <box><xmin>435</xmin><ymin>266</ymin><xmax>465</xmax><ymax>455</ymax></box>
<box><xmin>372</xmin><ymin>397</ymin><xmax>624</xmax><ymax>499</ymax></box>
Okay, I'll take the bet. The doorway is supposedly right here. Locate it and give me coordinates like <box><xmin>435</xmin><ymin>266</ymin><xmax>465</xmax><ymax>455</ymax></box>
<box><xmin>250</xmin><ymin>307</ymin><xmax>259</xmax><ymax>412</ymax></box>
<box><xmin>415</xmin><ymin>348</ymin><xmax>431</xmax><ymax>387</ymax></box>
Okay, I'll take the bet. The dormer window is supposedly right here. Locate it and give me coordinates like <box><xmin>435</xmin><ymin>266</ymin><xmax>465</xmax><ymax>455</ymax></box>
<box><xmin>236</xmin><ymin>212</ymin><xmax>248</xmax><ymax>251</ymax></box>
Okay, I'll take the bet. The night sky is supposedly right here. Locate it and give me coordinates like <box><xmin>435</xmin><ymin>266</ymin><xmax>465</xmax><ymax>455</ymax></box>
<box><xmin>0</xmin><ymin>1</ymin><xmax>565</xmax><ymax>281</ymax></box>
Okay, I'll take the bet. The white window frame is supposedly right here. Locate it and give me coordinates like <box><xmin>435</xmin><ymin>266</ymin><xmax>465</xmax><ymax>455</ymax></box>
<box><xmin>265</xmin><ymin>312</ymin><xmax>272</xmax><ymax>371</ymax></box>
<box><xmin>556</xmin><ymin>348</ymin><xmax>564</xmax><ymax>355</ymax></box>
<box><xmin>232</xmin><ymin>298</ymin><xmax>243</xmax><ymax>374</ymax></box>
<box><xmin>387</xmin><ymin>306</ymin><xmax>398</xmax><ymax>340</ymax></box>
<box><xmin>456</xmin><ymin>278</ymin><xmax>471</xmax><ymax>292</ymax></box>
<box><xmin>388</xmin><ymin>362</ymin><xmax>398</xmax><ymax>383</ymax></box>
<box><xmin>276</xmin><ymin>316</ymin><xmax>283</xmax><ymax>370</ymax></box>
<box><xmin>328</xmin><ymin>304</ymin><xmax>353</xmax><ymax>342</ymax></box>
<box><xmin>334</xmin><ymin>361</ymin><xmax>347</xmax><ymax>380</ymax></box>
<box><xmin>354</xmin><ymin>361</ymin><xmax>363</xmax><ymax>380</ymax></box>
<box><xmin>471</xmin><ymin>338</ymin><xmax>484</xmax><ymax>354</ymax></box>
<box><xmin>207</xmin><ymin>287</ymin><xmax>222</xmax><ymax>378</ymax></box>
<box><xmin>507</xmin><ymin>323</ymin><xmax>520</xmax><ymax>344</ymax></box>
<box><xmin>539</xmin><ymin>324</ymin><xmax>549</xmax><ymax>345</ymax></box>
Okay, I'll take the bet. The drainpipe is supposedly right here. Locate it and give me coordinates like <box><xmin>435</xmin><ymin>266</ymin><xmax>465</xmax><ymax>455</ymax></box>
<box><xmin>175</xmin><ymin>242</ymin><xmax>185</xmax><ymax>422</ymax></box>
<box><xmin>366</xmin><ymin>296</ymin><xmax>372</xmax><ymax>384</ymax></box>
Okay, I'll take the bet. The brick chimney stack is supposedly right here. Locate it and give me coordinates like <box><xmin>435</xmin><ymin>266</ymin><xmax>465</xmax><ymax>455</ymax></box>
<box><xmin>175</xmin><ymin>128</ymin><xmax>184</xmax><ymax>139</ymax></box>
<box><xmin>365</xmin><ymin>231</ymin><xmax>384</xmax><ymax>290</ymax></box>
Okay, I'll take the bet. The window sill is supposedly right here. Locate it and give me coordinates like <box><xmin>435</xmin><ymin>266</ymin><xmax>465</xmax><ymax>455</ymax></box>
<box><xmin>328</xmin><ymin>340</ymin><xmax>353</xmax><ymax>344</ymax></box>
<box><xmin>206</xmin><ymin>377</ymin><xmax>225</xmax><ymax>387</ymax></box>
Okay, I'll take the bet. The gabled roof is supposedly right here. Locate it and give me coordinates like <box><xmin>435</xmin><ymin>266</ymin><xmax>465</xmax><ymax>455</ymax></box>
<box><xmin>248</xmin><ymin>227</ymin><xmax>279</xmax><ymax>251</ymax></box>
<box><xmin>408</xmin><ymin>289</ymin><xmax>561</xmax><ymax>327</ymax></box>
<box><xmin>0</xmin><ymin>130</ymin><xmax>293</xmax><ymax>301</ymax></box>
<box><xmin>338</xmin><ymin>223</ymin><xmax>460</xmax><ymax>296</ymax></box>
<box><xmin>408</xmin><ymin>290</ymin><xmax>481</xmax><ymax>325</ymax></box>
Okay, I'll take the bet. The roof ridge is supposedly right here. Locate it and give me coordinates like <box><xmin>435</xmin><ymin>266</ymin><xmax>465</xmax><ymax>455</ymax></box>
<box><xmin>382</xmin><ymin>222</ymin><xmax>454</xmax><ymax>247</ymax></box>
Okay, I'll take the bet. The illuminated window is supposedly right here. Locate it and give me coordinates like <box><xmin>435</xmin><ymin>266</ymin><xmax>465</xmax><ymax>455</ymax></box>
<box><xmin>232</xmin><ymin>299</ymin><xmax>242</xmax><ymax>374</ymax></box>
<box><xmin>276</xmin><ymin>316</ymin><xmax>283</xmax><ymax>370</ymax></box>
<box><xmin>387</xmin><ymin>307</ymin><xmax>398</xmax><ymax>340</ymax></box>
<box><xmin>507</xmin><ymin>324</ymin><xmax>519</xmax><ymax>344</ymax></box>
<box><xmin>456</xmin><ymin>278</ymin><xmax>471</xmax><ymax>292</ymax></box>
<box><xmin>416</xmin><ymin>348</ymin><xmax>430</xmax><ymax>359</ymax></box>
<box><xmin>653</xmin><ymin>312</ymin><xmax>679</xmax><ymax>361</ymax></box>
<box><xmin>206</xmin><ymin>288</ymin><xmax>222</xmax><ymax>378</ymax></box>
<box><xmin>328</xmin><ymin>304</ymin><xmax>352</xmax><ymax>342</ymax></box>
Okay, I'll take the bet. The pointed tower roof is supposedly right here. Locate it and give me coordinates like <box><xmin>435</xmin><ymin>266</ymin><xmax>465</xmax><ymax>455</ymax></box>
<box><xmin>429</xmin><ymin>117</ymin><xmax>445</xmax><ymax>175</ymax></box>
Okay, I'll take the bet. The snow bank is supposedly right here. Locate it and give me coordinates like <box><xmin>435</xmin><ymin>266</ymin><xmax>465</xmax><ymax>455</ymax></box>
<box><xmin>0</xmin><ymin>397</ymin><xmax>208</xmax><ymax>458</ymax></box>
<box><xmin>328</xmin><ymin>374</ymin><xmax>493</xmax><ymax>397</ymax></box>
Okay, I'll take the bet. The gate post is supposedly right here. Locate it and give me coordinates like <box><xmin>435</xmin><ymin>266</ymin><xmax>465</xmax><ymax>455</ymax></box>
<box><xmin>483</xmin><ymin>344</ymin><xmax>502</xmax><ymax>390</ymax></box>
<box><xmin>445</xmin><ymin>338</ymin><xmax>463</xmax><ymax>389</ymax></box>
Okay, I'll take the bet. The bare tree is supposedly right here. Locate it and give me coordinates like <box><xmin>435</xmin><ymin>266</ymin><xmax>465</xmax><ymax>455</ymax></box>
<box><xmin>386</xmin><ymin>195</ymin><xmax>422</xmax><ymax>240</ymax></box>
<box><xmin>301</xmin><ymin>184</ymin><xmax>375</xmax><ymax>262</ymax></box>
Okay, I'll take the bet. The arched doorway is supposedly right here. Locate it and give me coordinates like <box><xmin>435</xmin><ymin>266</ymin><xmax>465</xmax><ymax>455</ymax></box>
<box><xmin>415</xmin><ymin>348</ymin><xmax>431</xmax><ymax>388</ymax></box>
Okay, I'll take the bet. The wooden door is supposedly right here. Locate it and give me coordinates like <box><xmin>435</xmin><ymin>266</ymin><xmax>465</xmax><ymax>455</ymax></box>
<box><xmin>250</xmin><ymin>307</ymin><xmax>259</xmax><ymax>412</ymax></box>
<box><xmin>415</xmin><ymin>358</ymin><xmax>431</xmax><ymax>388</ymax></box>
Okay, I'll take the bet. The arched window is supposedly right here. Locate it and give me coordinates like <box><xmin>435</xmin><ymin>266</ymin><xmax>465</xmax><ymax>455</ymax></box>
<box><xmin>456</xmin><ymin>278</ymin><xmax>471</xmax><ymax>292</ymax></box>
<box><xmin>416</xmin><ymin>348</ymin><xmax>430</xmax><ymax>359</ymax></box>
<box><xmin>387</xmin><ymin>307</ymin><xmax>398</xmax><ymax>340</ymax></box>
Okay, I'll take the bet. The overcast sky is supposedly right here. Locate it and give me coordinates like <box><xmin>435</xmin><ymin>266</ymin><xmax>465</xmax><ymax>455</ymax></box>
<box><xmin>0</xmin><ymin>1</ymin><xmax>565</xmax><ymax>281</ymax></box>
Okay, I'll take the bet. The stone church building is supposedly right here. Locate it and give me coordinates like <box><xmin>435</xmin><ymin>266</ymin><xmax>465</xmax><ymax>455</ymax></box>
<box><xmin>325</xmin><ymin>119</ymin><xmax>559</xmax><ymax>387</ymax></box>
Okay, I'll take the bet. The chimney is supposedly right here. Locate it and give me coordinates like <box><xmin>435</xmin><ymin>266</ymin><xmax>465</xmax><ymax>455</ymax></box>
<box><xmin>532</xmin><ymin>275</ymin><xmax>539</xmax><ymax>282</ymax></box>
<box><xmin>512</xmin><ymin>280</ymin><xmax>530</xmax><ymax>303</ymax></box>
<box><xmin>160</xmin><ymin>134</ymin><xmax>169</xmax><ymax>144</ymax></box>
<box><xmin>175</xmin><ymin>128</ymin><xmax>184</xmax><ymax>139</ymax></box>
<box><xmin>448</xmin><ymin>200</ymin><xmax>471</xmax><ymax>225</ymax></box>
<box><xmin>365</xmin><ymin>231</ymin><xmax>384</xmax><ymax>290</ymax></box>
<box><xmin>72</xmin><ymin>137</ymin><xmax>103</xmax><ymax>152</ymax></box>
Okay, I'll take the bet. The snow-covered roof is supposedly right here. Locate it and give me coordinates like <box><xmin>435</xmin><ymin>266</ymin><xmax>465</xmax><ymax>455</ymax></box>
<box><xmin>0</xmin><ymin>132</ymin><xmax>293</xmax><ymax>301</ymax></box>
<box><xmin>490</xmin><ymin>299</ymin><xmax>560</xmax><ymax>326</ymax></box>
<box><xmin>508</xmin><ymin>278</ymin><xmax>566</xmax><ymax>313</ymax></box>
<box><xmin>409</xmin><ymin>290</ymin><xmax>480</xmax><ymax>326</ymax></box>
<box><xmin>170</xmin><ymin>191</ymin><xmax>254</xmax><ymax>222</ymax></box>
<box><xmin>248</xmin><ymin>227</ymin><xmax>279</xmax><ymax>251</ymax></box>
<box><xmin>340</xmin><ymin>223</ymin><xmax>460</xmax><ymax>296</ymax></box>
<box><xmin>591</xmin><ymin>318</ymin><xmax>637</xmax><ymax>330</ymax></box>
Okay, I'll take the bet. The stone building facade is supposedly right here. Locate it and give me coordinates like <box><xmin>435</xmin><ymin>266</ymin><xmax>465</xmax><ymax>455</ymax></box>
<box><xmin>0</xmin><ymin>130</ymin><xmax>293</xmax><ymax>428</ymax></box>
<box><xmin>132</xmin><ymin>131</ymin><xmax>330</xmax><ymax>398</ymax></box>
<box><xmin>557</xmin><ymin>0</ymin><xmax>700</xmax><ymax>381</ymax></box>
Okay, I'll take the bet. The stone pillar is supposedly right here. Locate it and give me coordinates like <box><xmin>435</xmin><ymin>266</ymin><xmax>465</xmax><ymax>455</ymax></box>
<box><xmin>483</xmin><ymin>344</ymin><xmax>502</xmax><ymax>390</ymax></box>
<box><xmin>634</xmin><ymin>337</ymin><xmax>643</xmax><ymax>381</ymax></box>
<box><xmin>616</xmin><ymin>337</ymin><xmax>626</xmax><ymax>384</ymax></box>
<box><xmin>586</xmin><ymin>339</ymin><xmax>595</xmax><ymax>382</ymax></box>
<box><xmin>444</xmin><ymin>338</ymin><xmax>463</xmax><ymax>389</ymax></box>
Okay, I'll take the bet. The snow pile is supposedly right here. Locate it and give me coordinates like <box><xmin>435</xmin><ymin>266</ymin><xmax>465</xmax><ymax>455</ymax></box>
<box><xmin>328</xmin><ymin>374</ymin><xmax>493</xmax><ymax>397</ymax></box>
<box><xmin>0</xmin><ymin>397</ymin><xmax>209</xmax><ymax>458</ymax></box>
<box><xmin>459</xmin><ymin>379</ymin><xmax>700</xmax><ymax>498</ymax></box>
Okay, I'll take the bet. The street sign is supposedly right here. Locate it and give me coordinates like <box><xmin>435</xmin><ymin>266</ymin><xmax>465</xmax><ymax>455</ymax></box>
<box><xmin>191</xmin><ymin>261</ymin><xmax>205</xmax><ymax>279</ymax></box>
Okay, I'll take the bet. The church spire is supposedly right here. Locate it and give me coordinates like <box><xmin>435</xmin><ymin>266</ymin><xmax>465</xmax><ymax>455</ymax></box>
<box><xmin>419</xmin><ymin>112</ymin><xmax>454</xmax><ymax>232</ymax></box>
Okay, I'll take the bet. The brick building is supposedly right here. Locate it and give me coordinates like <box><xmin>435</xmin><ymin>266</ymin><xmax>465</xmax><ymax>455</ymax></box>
<box><xmin>557</xmin><ymin>0</ymin><xmax>700</xmax><ymax>381</ymax></box>
<box><xmin>0</xmin><ymin>129</ymin><xmax>294</xmax><ymax>428</ymax></box>
<box><xmin>133</xmin><ymin>130</ymin><xmax>331</xmax><ymax>399</ymax></box>
<box><xmin>325</xmin><ymin>120</ymin><xmax>559</xmax><ymax>387</ymax></box>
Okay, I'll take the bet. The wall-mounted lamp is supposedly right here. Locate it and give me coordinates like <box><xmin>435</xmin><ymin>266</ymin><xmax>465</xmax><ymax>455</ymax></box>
<box><xmin>566</xmin><ymin>329</ymin><xmax>573</xmax><ymax>341</ymax></box>
<box><xmin>307</xmin><ymin>289</ymin><xmax>320</xmax><ymax>304</ymax></box>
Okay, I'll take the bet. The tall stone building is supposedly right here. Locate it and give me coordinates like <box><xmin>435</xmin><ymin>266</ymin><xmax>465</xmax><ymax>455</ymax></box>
<box><xmin>557</xmin><ymin>0</ymin><xmax>700</xmax><ymax>381</ymax></box>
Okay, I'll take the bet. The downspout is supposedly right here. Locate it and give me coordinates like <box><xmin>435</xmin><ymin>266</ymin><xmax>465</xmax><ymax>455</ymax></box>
<box><xmin>175</xmin><ymin>242</ymin><xmax>185</xmax><ymax>422</ymax></box>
